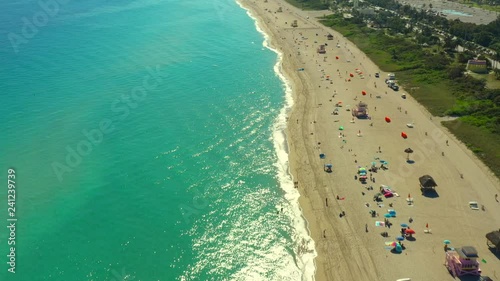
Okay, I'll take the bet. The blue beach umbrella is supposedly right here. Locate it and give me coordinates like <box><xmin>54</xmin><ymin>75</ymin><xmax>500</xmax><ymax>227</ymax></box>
<box><xmin>326</xmin><ymin>164</ymin><xmax>333</xmax><ymax>168</ymax></box>
<box><xmin>444</xmin><ymin>240</ymin><xmax>451</xmax><ymax>245</ymax></box>
<box><xmin>396</xmin><ymin>236</ymin><xmax>405</xmax><ymax>241</ymax></box>
<box><xmin>384</xmin><ymin>213</ymin><xmax>392</xmax><ymax>218</ymax></box>
<box><xmin>400</xmin><ymin>223</ymin><xmax>409</xmax><ymax>228</ymax></box>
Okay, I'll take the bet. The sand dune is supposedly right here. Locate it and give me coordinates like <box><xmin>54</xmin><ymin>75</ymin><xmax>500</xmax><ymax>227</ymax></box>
<box><xmin>239</xmin><ymin>0</ymin><xmax>500</xmax><ymax>280</ymax></box>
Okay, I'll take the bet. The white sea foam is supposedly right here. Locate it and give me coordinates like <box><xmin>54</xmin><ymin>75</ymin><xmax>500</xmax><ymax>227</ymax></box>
<box><xmin>237</xmin><ymin>1</ymin><xmax>317</xmax><ymax>280</ymax></box>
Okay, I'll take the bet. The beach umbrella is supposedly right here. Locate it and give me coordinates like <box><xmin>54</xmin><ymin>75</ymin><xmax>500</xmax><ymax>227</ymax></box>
<box><xmin>395</xmin><ymin>243</ymin><xmax>402</xmax><ymax>253</ymax></box>
<box><xmin>326</xmin><ymin>164</ymin><xmax>333</xmax><ymax>168</ymax></box>
<box><xmin>401</xmin><ymin>132</ymin><xmax>408</xmax><ymax>139</ymax></box>
<box><xmin>405</xmin><ymin>229</ymin><xmax>415</xmax><ymax>234</ymax></box>
<box><xmin>339</xmin><ymin>126</ymin><xmax>344</xmax><ymax>130</ymax></box>
<box><xmin>371</xmin><ymin>161</ymin><xmax>376</xmax><ymax>167</ymax></box>
<box><xmin>444</xmin><ymin>240</ymin><xmax>451</xmax><ymax>245</ymax></box>
<box><xmin>384</xmin><ymin>213</ymin><xmax>392</xmax><ymax>218</ymax></box>
<box><xmin>396</xmin><ymin>236</ymin><xmax>405</xmax><ymax>241</ymax></box>
<box><xmin>390</xmin><ymin>241</ymin><xmax>397</xmax><ymax>247</ymax></box>
<box><xmin>400</xmin><ymin>223</ymin><xmax>409</xmax><ymax>227</ymax></box>
<box><xmin>349</xmin><ymin>73</ymin><xmax>354</xmax><ymax>77</ymax></box>
<box><xmin>336</xmin><ymin>56</ymin><xmax>339</xmax><ymax>60</ymax></box>
<box><xmin>385</xmin><ymin>116</ymin><xmax>391</xmax><ymax>123</ymax></box>
<box><xmin>319</xmin><ymin>153</ymin><xmax>325</xmax><ymax>159</ymax></box>
<box><xmin>362</xmin><ymin>90</ymin><xmax>367</xmax><ymax>95</ymax></box>
<box><xmin>404</xmin><ymin>148</ymin><xmax>414</xmax><ymax>160</ymax></box>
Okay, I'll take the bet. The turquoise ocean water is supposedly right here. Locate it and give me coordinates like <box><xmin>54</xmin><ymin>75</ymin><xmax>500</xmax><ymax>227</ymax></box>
<box><xmin>0</xmin><ymin>0</ymin><xmax>316</xmax><ymax>280</ymax></box>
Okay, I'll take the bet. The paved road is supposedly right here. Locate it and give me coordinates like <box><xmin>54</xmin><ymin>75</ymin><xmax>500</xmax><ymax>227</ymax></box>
<box><xmin>399</xmin><ymin>0</ymin><xmax>498</xmax><ymax>24</ymax></box>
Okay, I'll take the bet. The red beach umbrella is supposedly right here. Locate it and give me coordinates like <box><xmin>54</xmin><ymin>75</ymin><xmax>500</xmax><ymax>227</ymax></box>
<box><xmin>385</xmin><ymin>117</ymin><xmax>391</xmax><ymax>123</ymax></box>
<box><xmin>362</xmin><ymin>90</ymin><xmax>367</xmax><ymax>95</ymax></box>
<box><xmin>401</xmin><ymin>132</ymin><xmax>408</xmax><ymax>139</ymax></box>
<box><xmin>349</xmin><ymin>73</ymin><xmax>354</xmax><ymax>77</ymax></box>
<box><xmin>406</xmin><ymin>229</ymin><xmax>415</xmax><ymax>234</ymax></box>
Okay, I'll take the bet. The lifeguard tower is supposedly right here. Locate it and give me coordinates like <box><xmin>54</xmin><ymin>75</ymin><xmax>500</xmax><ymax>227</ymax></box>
<box><xmin>444</xmin><ymin>246</ymin><xmax>481</xmax><ymax>277</ymax></box>
<box><xmin>317</xmin><ymin>45</ymin><xmax>326</xmax><ymax>54</ymax></box>
<box><xmin>352</xmin><ymin>102</ymin><xmax>368</xmax><ymax>118</ymax></box>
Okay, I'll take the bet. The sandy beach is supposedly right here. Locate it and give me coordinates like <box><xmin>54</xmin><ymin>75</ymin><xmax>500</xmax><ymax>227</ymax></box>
<box><xmin>239</xmin><ymin>0</ymin><xmax>500</xmax><ymax>280</ymax></box>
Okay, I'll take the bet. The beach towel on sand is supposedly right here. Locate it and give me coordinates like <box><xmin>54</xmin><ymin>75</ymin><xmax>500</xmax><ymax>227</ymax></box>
<box><xmin>375</xmin><ymin>221</ymin><xmax>385</xmax><ymax>227</ymax></box>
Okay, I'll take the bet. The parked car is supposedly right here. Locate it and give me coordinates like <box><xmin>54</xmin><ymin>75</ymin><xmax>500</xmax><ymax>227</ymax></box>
<box><xmin>375</xmin><ymin>72</ymin><xmax>380</xmax><ymax>78</ymax></box>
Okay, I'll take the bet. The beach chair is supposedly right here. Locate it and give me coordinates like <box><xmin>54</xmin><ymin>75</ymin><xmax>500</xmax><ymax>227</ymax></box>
<box><xmin>469</xmin><ymin>201</ymin><xmax>479</xmax><ymax>210</ymax></box>
<box><xmin>424</xmin><ymin>229</ymin><xmax>432</xmax><ymax>234</ymax></box>
<box><xmin>406</xmin><ymin>197</ymin><xmax>414</xmax><ymax>205</ymax></box>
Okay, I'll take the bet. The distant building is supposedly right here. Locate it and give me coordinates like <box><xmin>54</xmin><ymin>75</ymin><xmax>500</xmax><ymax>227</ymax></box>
<box><xmin>467</xmin><ymin>59</ymin><xmax>488</xmax><ymax>73</ymax></box>
<box><xmin>358</xmin><ymin>8</ymin><xmax>376</xmax><ymax>16</ymax></box>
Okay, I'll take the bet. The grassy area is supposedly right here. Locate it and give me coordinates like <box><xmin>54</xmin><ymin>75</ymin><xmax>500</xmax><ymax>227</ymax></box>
<box><xmin>443</xmin><ymin>120</ymin><xmax>500</xmax><ymax>178</ymax></box>
<box><xmin>468</xmin><ymin>72</ymin><xmax>500</xmax><ymax>89</ymax></box>
<box><xmin>398</xmin><ymin>75</ymin><xmax>458</xmax><ymax>116</ymax></box>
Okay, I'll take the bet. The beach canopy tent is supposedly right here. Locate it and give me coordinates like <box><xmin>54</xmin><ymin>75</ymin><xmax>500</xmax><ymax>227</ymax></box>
<box><xmin>486</xmin><ymin>230</ymin><xmax>500</xmax><ymax>252</ymax></box>
<box><xmin>419</xmin><ymin>175</ymin><xmax>437</xmax><ymax>190</ymax></box>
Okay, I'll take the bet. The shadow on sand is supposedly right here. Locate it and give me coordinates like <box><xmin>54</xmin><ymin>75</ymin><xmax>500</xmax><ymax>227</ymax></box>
<box><xmin>422</xmin><ymin>189</ymin><xmax>440</xmax><ymax>198</ymax></box>
<box><xmin>390</xmin><ymin>248</ymin><xmax>402</xmax><ymax>254</ymax></box>
<box><xmin>405</xmin><ymin>236</ymin><xmax>416</xmax><ymax>242</ymax></box>
<box><xmin>406</xmin><ymin>160</ymin><xmax>415</xmax><ymax>164</ymax></box>
<box><xmin>488</xmin><ymin>247</ymin><xmax>500</xmax><ymax>259</ymax></box>
<box><xmin>457</xmin><ymin>275</ymin><xmax>489</xmax><ymax>281</ymax></box>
